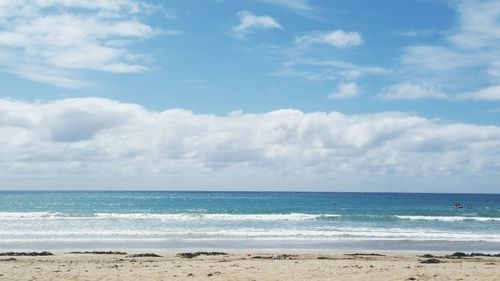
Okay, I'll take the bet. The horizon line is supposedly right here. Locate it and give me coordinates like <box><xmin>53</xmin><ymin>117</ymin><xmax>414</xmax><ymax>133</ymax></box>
<box><xmin>0</xmin><ymin>189</ymin><xmax>498</xmax><ymax>195</ymax></box>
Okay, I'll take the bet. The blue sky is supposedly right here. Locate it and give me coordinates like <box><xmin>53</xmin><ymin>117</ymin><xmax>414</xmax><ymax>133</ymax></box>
<box><xmin>0</xmin><ymin>0</ymin><xmax>499</xmax><ymax>192</ymax></box>
<box><xmin>2</xmin><ymin>0</ymin><xmax>498</xmax><ymax>122</ymax></box>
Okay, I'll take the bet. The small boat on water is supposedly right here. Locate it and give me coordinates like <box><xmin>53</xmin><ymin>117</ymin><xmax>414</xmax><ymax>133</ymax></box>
<box><xmin>452</xmin><ymin>203</ymin><xmax>463</xmax><ymax>209</ymax></box>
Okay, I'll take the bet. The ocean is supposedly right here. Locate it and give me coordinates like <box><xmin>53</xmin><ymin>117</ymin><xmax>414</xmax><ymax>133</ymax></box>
<box><xmin>0</xmin><ymin>191</ymin><xmax>499</xmax><ymax>252</ymax></box>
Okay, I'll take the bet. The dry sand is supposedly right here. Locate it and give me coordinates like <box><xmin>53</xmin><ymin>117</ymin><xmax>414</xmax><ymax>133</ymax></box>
<box><xmin>0</xmin><ymin>251</ymin><xmax>498</xmax><ymax>281</ymax></box>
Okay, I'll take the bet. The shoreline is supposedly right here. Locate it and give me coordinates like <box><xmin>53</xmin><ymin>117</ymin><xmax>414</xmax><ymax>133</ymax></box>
<box><xmin>0</xmin><ymin>251</ymin><xmax>499</xmax><ymax>281</ymax></box>
<box><xmin>2</xmin><ymin>239</ymin><xmax>499</xmax><ymax>253</ymax></box>
<box><xmin>2</xmin><ymin>248</ymin><xmax>500</xmax><ymax>255</ymax></box>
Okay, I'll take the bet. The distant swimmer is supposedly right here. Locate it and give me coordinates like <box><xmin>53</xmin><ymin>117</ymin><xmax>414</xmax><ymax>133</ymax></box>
<box><xmin>452</xmin><ymin>203</ymin><xmax>463</xmax><ymax>209</ymax></box>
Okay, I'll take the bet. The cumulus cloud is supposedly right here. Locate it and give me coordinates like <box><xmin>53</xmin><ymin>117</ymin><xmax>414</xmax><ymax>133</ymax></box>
<box><xmin>379</xmin><ymin>82</ymin><xmax>449</xmax><ymax>100</ymax></box>
<box><xmin>0</xmin><ymin>97</ymin><xmax>499</xmax><ymax>191</ymax></box>
<box><xmin>231</xmin><ymin>11</ymin><xmax>282</xmax><ymax>39</ymax></box>
<box><xmin>295</xmin><ymin>30</ymin><xmax>362</xmax><ymax>48</ymax></box>
<box><xmin>0</xmin><ymin>0</ymin><xmax>159</xmax><ymax>88</ymax></box>
<box><xmin>328</xmin><ymin>82</ymin><xmax>359</xmax><ymax>99</ymax></box>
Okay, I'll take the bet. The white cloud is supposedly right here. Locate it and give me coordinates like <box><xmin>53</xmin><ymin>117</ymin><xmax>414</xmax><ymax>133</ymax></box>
<box><xmin>402</xmin><ymin>0</ymin><xmax>500</xmax><ymax>70</ymax></box>
<box><xmin>0</xmin><ymin>0</ymin><xmax>159</xmax><ymax>88</ymax></box>
<box><xmin>393</xmin><ymin>29</ymin><xmax>438</xmax><ymax>37</ymax></box>
<box><xmin>380</xmin><ymin>82</ymin><xmax>449</xmax><ymax>100</ymax></box>
<box><xmin>231</xmin><ymin>11</ymin><xmax>282</xmax><ymax>39</ymax></box>
<box><xmin>400</xmin><ymin>0</ymin><xmax>500</xmax><ymax>99</ymax></box>
<box><xmin>328</xmin><ymin>82</ymin><xmax>358</xmax><ymax>99</ymax></box>
<box><xmin>0</xmin><ymin>97</ymin><xmax>499</xmax><ymax>191</ymax></box>
<box><xmin>402</xmin><ymin>46</ymin><xmax>484</xmax><ymax>72</ymax></box>
<box><xmin>295</xmin><ymin>30</ymin><xmax>362</xmax><ymax>48</ymax></box>
<box><xmin>255</xmin><ymin>0</ymin><xmax>312</xmax><ymax>12</ymax></box>
<box><xmin>448</xmin><ymin>0</ymin><xmax>500</xmax><ymax>49</ymax></box>
<box><xmin>274</xmin><ymin>59</ymin><xmax>389</xmax><ymax>83</ymax></box>
<box><xmin>460</xmin><ymin>84</ymin><xmax>500</xmax><ymax>101</ymax></box>
<box><xmin>10</xmin><ymin>65</ymin><xmax>89</xmax><ymax>89</ymax></box>
<box><xmin>487</xmin><ymin>61</ymin><xmax>500</xmax><ymax>79</ymax></box>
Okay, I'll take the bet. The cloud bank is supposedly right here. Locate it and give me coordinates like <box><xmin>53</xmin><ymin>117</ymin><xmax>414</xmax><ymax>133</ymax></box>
<box><xmin>0</xmin><ymin>98</ymin><xmax>499</xmax><ymax>192</ymax></box>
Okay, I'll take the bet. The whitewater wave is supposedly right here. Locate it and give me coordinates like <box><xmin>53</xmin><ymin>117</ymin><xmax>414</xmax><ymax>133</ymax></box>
<box><xmin>0</xmin><ymin>212</ymin><xmax>64</xmax><ymax>219</ymax></box>
<box><xmin>0</xmin><ymin>212</ymin><xmax>341</xmax><ymax>221</ymax></box>
<box><xmin>0</xmin><ymin>227</ymin><xmax>499</xmax><ymax>242</ymax></box>
<box><xmin>396</xmin><ymin>215</ymin><xmax>500</xmax><ymax>222</ymax></box>
<box><xmin>95</xmin><ymin>213</ymin><xmax>343</xmax><ymax>221</ymax></box>
<box><xmin>1</xmin><ymin>212</ymin><xmax>499</xmax><ymax>223</ymax></box>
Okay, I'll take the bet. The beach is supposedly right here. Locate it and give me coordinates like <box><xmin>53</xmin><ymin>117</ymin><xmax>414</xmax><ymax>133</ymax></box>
<box><xmin>2</xmin><ymin>0</ymin><xmax>500</xmax><ymax>280</ymax></box>
<box><xmin>0</xmin><ymin>251</ymin><xmax>498</xmax><ymax>281</ymax></box>
<box><xmin>1</xmin><ymin>192</ymin><xmax>499</xmax><ymax>280</ymax></box>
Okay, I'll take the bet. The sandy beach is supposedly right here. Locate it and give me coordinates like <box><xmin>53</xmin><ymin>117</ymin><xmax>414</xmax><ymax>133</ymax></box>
<box><xmin>0</xmin><ymin>251</ymin><xmax>498</xmax><ymax>281</ymax></box>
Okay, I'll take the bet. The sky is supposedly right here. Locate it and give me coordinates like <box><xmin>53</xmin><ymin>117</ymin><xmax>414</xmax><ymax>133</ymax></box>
<box><xmin>0</xmin><ymin>0</ymin><xmax>499</xmax><ymax>192</ymax></box>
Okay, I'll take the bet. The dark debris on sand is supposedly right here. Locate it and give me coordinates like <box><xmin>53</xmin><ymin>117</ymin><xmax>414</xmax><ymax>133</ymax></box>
<box><xmin>420</xmin><ymin>258</ymin><xmax>442</xmax><ymax>264</ymax></box>
<box><xmin>317</xmin><ymin>256</ymin><xmax>335</xmax><ymax>260</ymax></box>
<box><xmin>449</xmin><ymin>252</ymin><xmax>468</xmax><ymax>258</ymax></box>
<box><xmin>419</xmin><ymin>252</ymin><xmax>500</xmax><ymax>261</ymax></box>
<box><xmin>0</xmin><ymin>251</ymin><xmax>53</xmax><ymax>256</ymax></box>
<box><xmin>128</xmin><ymin>253</ymin><xmax>162</xmax><ymax>258</ymax></box>
<box><xmin>470</xmin><ymin>252</ymin><xmax>500</xmax><ymax>257</ymax></box>
<box><xmin>250</xmin><ymin>256</ymin><xmax>271</xmax><ymax>259</ymax></box>
<box><xmin>421</xmin><ymin>254</ymin><xmax>435</xmax><ymax>258</ymax></box>
<box><xmin>177</xmin><ymin>252</ymin><xmax>228</xmax><ymax>258</ymax></box>
<box><xmin>251</xmin><ymin>254</ymin><xmax>297</xmax><ymax>260</ymax></box>
<box><xmin>207</xmin><ymin>271</ymin><xmax>222</xmax><ymax>277</ymax></box>
<box><xmin>68</xmin><ymin>251</ymin><xmax>127</xmax><ymax>255</ymax></box>
<box><xmin>446</xmin><ymin>252</ymin><xmax>500</xmax><ymax>259</ymax></box>
<box><xmin>345</xmin><ymin>253</ymin><xmax>386</xmax><ymax>257</ymax></box>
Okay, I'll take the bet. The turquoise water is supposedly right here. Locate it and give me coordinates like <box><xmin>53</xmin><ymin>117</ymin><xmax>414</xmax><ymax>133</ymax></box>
<box><xmin>0</xmin><ymin>191</ymin><xmax>499</xmax><ymax>251</ymax></box>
